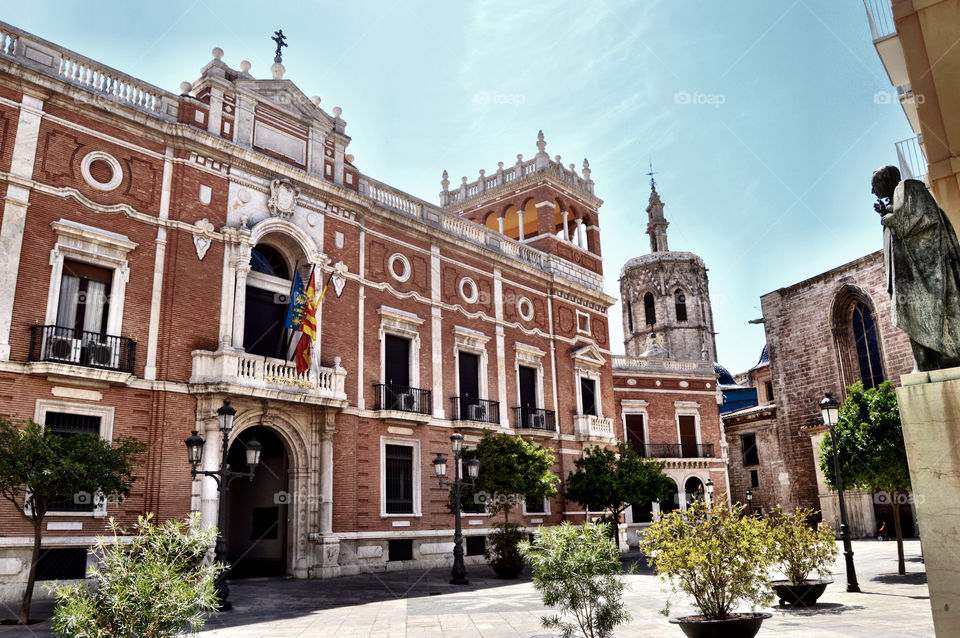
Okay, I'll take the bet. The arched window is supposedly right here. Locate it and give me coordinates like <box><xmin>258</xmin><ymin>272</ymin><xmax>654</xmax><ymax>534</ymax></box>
<box><xmin>674</xmin><ymin>289</ymin><xmax>687</xmax><ymax>322</ymax></box>
<box><xmin>644</xmin><ymin>292</ymin><xmax>656</xmax><ymax>325</ymax></box>
<box><xmin>626</xmin><ymin>301</ymin><xmax>634</xmax><ymax>333</ymax></box>
<box><xmin>852</xmin><ymin>301</ymin><xmax>885</xmax><ymax>389</ymax></box>
<box><xmin>684</xmin><ymin>476</ymin><xmax>705</xmax><ymax>507</ymax></box>
<box><xmin>250</xmin><ymin>245</ymin><xmax>289</xmax><ymax>279</ymax></box>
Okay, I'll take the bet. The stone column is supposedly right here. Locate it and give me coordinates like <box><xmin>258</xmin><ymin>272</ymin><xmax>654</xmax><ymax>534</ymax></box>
<box><xmin>232</xmin><ymin>264</ymin><xmax>250</xmax><ymax>349</ymax></box>
<box><xmin>896</xmin><ymin>366</ymin><xmax>960</xmax><ymax>636</ymax></box>
<box><xmin>498</xmin><ymin>214</ymin><xmax>505</xmax><ymax>235</ymax></box>
<box><xmin>319</xmin><ymin>430</ymin><xmax>334</xmax><ymax>535</ymax></box>
<box><xmin>562</xmin><ymin>211</ymin><xmax>570</xmax><ymax>241</ymax></box>
<box><xmin>575</xmin><ymin>218</ymin><xmax>584</xmax><ymax>248</ymax></box>
<box><xmin>200</xmin><ymin>412</ymin><xmax>220</xmax><ymax>527</ymax></box>
<box><xmin>0</xmin><ymin>94</ymin><xmax>44</xmax><ymax>360</ymax></box>
<box><xmin>517</xmin><ymin>211</ymin><xmax>525</xmax><ymax>241</ymax></box>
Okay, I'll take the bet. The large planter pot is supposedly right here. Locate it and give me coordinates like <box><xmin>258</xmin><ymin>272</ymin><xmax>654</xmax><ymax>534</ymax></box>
<box><xmin>669</xmin><ymin>613</ymin><xmax>772</xmax><ymax>638</ymax></box>
<box><xmin>771</xmin><ymin>579</ymin><xmax>832</xmax><ymax>607</ymax></box>
<box><xmin>490</xmin><ymin>561</ymin><xmax>523</xmax><ymax>579</ymax></box>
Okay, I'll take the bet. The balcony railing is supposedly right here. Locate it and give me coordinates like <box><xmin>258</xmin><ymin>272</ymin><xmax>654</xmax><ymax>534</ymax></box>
<box><xmin>512</xmin><ymin>406</ymin><xmax>556</xmax><ymax>432</ymax></box>
<box><xmin>573</xmin><ymin>414</ymin><xmax>614</xmax><ymax>438</ymax></box>
<box><xmin>451</xmin><ymin>397</ymin><xmax>500</xmax><ymax>425</ymax></box>
<box><xmin>639</xmin><ymin>443</ymin><xmax>715</xmax><ymax>459</ymax></box>
<box><xmin>896</xmin><ymin>135</ymin><xmax>928</xmax><ymax>184</ymax></box>
<box><xmin>29</xmin><ymin>324</ymin><xmax>136</xmax><ymax>374</ymax></box>
<box><xmin>373</xmin><ymin>383</ymin><xmax>432</xmax><ymax>415</ymax></box>
<box><xmin>863</xmin><ymin>0</ymin><xmax>896</xmax><ymax>42</ymax></box>
<box><xmin>190</xmin><ymin>348</ymin><xmax>347</xmax><ymax>402</ymax></box>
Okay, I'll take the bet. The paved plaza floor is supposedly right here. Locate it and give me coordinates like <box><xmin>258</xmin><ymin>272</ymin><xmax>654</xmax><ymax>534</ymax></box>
<box><xmin>0</xmin><ymin>539</ymin><xmax>934</xmax><ymax>637</ymax></box>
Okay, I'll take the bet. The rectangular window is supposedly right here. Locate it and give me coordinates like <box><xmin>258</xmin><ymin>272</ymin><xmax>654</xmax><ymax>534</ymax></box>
<box><xmin>518</xmin><ymin>365</ymin><xmax>538</xmax><ymax>409</ymax></box>
<box><xmin>387</xmin><ymin>539</ymin><xmax>413</xmax><ymax>562</ymax></box>
<box><xmin>624</xmin><ymin>414</ymin><xmax>645</xmax><ymax>453</ymax></box>
<box><xmin>524</xmin><ymin>495</ymin><xmax>547</xmax><ymax>515</ymax></box>
<box><xmin>384</xmin><ymin>444</ymin><xmax>414</xmax><ymax>514</ymax></box>
<box><xmin>750</xmin><ymin>469</ymin><xmax>760</xmax><ymax>488</ymax></box>
<box><xmin>56</xmin><ymin>260</ymin><xmax>112</xmax><ymax>336</ymax></box>
<box><xmin>576</xmin><ymin>311</ymin><xmax>591</xmax><ymax>335</ymax></box>
<box><xmin>765</xmin><ymin>381</ymin><xmax>774</xmax><ymax>403</ymax></box>
<box><xmin>46</xmin><ymin>412</ymin><xmax>101</xmax><ymax>513</ymax></box>
<box><xmin>678</xmin><ymin>415</ymin><xmax>698</xmax><ymax>458</ymax></box>
<box><xmin>580</xmin><ymin>377</ymin><xmax>597</xmax><ymax>416</ymax></box>
<box><xmin>466</xmin><ymin>536</ymin><xmax>486</xmax><ymax>557</ymax></box>
<box><xmin>742</xmin><ymin>433</ymin><xmax>759</xmax><ymax>466</ymax></box>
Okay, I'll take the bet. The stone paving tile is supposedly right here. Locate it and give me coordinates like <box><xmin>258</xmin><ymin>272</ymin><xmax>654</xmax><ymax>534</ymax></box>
<box><xmin>0</xmin><ymin>540</ymin><xmax>934</xmax><ymax>637</ymax></box>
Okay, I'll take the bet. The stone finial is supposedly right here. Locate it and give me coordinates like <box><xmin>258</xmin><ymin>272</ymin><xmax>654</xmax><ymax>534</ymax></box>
<box><xmin>479</xmin><ymin>169</ymin><xmax>485</xmax><ymax>177</ymax></box>
<box><xmin>582</xmin><ymin>158</ymin><xmax>592</xmax><ymax>181</ymax></box>
<box><xmin>270</xmin><ymin>62</ymin><xmax>285</xmax><ymax>79</ymax></box>
<box><xmin>332</xmin><ymin>106</ymin><xmax>342</xmax><ymax>118</ymax></box>
<box><xmin>240</xmin><ymin>60</ymin><xmax>251</xmax><ymax>73</ymax></box>
<box><xmin>569</xmin><ymin>163</ymin><xmax>576</xmax><ymax>172</ymax></box>
<box><xmin>179</xmin><ymin>82</ymin><xmax>192</xmax><ymax>95</ymax></box>
<box><xmin>516</xmin><ymin>153</ymin><xmax>523</xmax><ymax>163</ymax></box>
<box><xmin>536</xmin><ymin>129</ymin><xmax>547</xmax><ymax>154</ymax></box>
<box><xmin>311</xmin><ymin>95</ymin><xmax>321</xmax><ymax>105</ymax></box>
<box><xmin>554</xmin><ymin>155</ymin><xmax>561</xmax><ymax>163</ymax></box>
<box><xmin>497</xmin><ymin>161</ymin><xmax>504</xmax><ymax>170</ymax></box>
<box><xmin>461</xmin><ymin>176</ymin><xmax>468</xmax><ymax>184</ymax></box>
<box><xmin>212</xmin><ymin>47</ymin><xmax>224</xmax><ymax>60</ymax></box>
<box><xmin>441</xmin><ymin>170</ymin><xmax>450</xmax><ymax>191</ymax></box>
<box><xmin>345</xmin><ymin>154</ymin><xmax>354</xmax><ymax>164</ymax></box>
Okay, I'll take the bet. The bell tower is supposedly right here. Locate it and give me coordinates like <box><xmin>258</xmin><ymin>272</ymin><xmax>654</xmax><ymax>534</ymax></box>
<box><xmin>646</xmin><ymin>165</ymin><xmax>669</xmax><ymax>253</ymax></box>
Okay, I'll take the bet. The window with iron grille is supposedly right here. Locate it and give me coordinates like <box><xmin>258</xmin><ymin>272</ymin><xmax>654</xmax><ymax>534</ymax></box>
<box><xmin>46</xmin><ymin>412</ymin><xmax>101</xmax><ymax>513</ymax></box>
<box><xmin>384</xmin><ymin>444</ymin><xmax>414</xmax><ymax>514</ymax></box>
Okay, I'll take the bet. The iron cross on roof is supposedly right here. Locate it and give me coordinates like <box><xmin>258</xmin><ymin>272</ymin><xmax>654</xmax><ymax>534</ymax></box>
<box><xmin>646</xmin><ymin>160</ymin><xmax>657</xmax><ymax>189</ymax></box>
<box><xmin>272</xmin><ymin>29</ymin><xmax>288</xmax><ymax>63</ymax></box>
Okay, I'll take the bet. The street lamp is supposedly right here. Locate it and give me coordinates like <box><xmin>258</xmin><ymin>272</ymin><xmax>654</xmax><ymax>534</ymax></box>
<box><xmin>745</xmin><ymin>489</ymin><xmax>753</xmax><ymax>516</ymax></box>
<box><xmin>705</xmin><ymin>478</ymin><xmax>714</xmax><ymax>506</ymax></box>
<box><xmin>820</xmin><ymin>392</ymin><xmax>860</xmax><ymax>593</ymax></box>
<box><xmin>433</xmin><ymin>432</ymin><xmax>480</xmax><ymax>585</ymax></box>
<box><xmin>184</xmin><ymin>399</ymin><xmax>262</xmax><ymax>610</ymax></box>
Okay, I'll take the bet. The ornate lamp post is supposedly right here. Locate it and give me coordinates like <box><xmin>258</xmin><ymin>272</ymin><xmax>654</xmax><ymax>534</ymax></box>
<box><xmin>705</xmin><ymin>478</ymin><xmax>714</xmax><ymax>506</ymax></box>
<box><xmin>745</xmin><ymin>489</ymin><xmax>753</xmax><ymax>516</ymax></box>
<box><xmin>184</xmin><ymin>399</ymin><xmax>263</xmax><ymax>610</ymax></box>
<box><xmin>820</xmin><ymin>392</ymin><xmax>860</xmax><ymax>593</ymax></box>
<box><xmin>432</xmin><ymin>432</ymin><xmax>480</xmax><ymax>585</ymax></box>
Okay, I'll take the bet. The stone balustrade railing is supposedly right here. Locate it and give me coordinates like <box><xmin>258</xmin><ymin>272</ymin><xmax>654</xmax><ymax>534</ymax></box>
<box><xmin>574</xmin><ymin>414</ymin><xmax>615</xmax><ymax>438</ymax></box>
<box><xmin>0</xmin><ymin>21</ymin><xmax>178</xmax><ymax>118</ymax></box>
<box><xmin>444</xmin><ymin>155</ymin><xmax>593</xmax><ymax>207</ymax></box>
<box><xmin>191</xmin><ymin>348</ymin><xmax>347</xmax><ymax>401</ymax></box>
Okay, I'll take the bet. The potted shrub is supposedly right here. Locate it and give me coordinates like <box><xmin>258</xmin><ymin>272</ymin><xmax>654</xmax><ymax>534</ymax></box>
<box><xmin>519</xmin><ymin>520</ymin><xmax>629</xmax><ymax>638</ymax></box>
<box><xmin>767</xmin><ymin>506</ymin><xmax>838</xmax><ymax>607</ymax></box>
<box><xmin>639</xmin><ymin>499</ymin><xmax>774</xmax><ymax>638</ymax></box>
<box><xmin>485</xmin><ymin>521</ymin><xmax>527</xmax><ymax>579</ymax></box>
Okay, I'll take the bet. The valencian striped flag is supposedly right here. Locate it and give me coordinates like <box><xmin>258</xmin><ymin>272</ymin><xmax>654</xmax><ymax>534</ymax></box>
<box><xmin>283</xmin><ymin>269</ymin><xmax>307</xmax><ymax>330</ymax></box>
<box><xmin>294</xmin><ymin>270</ymin><xmax>318</xmax><ymax>374</ymax></box>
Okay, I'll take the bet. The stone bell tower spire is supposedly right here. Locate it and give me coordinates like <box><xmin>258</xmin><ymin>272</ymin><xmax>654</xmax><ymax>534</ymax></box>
<box><xmin>646</xmin><ymin>162</ymin><xmax>668</xmax><ymax>253</ymax></box>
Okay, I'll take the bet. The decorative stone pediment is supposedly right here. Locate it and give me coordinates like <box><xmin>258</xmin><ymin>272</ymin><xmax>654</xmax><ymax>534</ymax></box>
<box><xmin>192</xmin><ymin>218</ymin><xmax>215</xmax><ymax>261</ymax></box>
<box><xmin>571</xmin><ymin>343</ymin><xmax>606</xmax><ymax>370</ymax></box>
<box><xmin>331</xmin><ymin>261</ymin><xmax>348</xmax><ymax>297</ymax></box>
<box><xmin>268</xmin><ymin>179</ymin><xmax>300</xmax><ymax>218</ymax></box>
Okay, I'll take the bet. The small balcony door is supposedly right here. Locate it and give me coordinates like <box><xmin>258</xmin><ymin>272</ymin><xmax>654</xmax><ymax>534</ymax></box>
<box><xmin>679</xmin><ymin>415</ymin><xmax>698</xmax><ymax>458</ymax></box>
<box><xmin>57</xmin><ymin>260</ymin><xmax>111</xmax><ymax>336</ymax></box>
<box><xmin>580</xmin><ymin>377</ymin><xmax>597</xmax><ymax>416</ymax></box>
<box><xmin>625</xmin><ymin>414</ymin><xmax>645</xmax><ymax>454</ymax></box>
<box><xmin>518</xmin><ymin>365</ymin><xmax>537</xmax><ymax>409</ymax></box>
<box><xmin>384</xmin><ymin>335</ymin><xmax>411</xmax><ymax>410</ymax></box>
<box><xmin>458</xmin><ymin>351</ymin><xmax>480</xmax><ymax>418</ymax></box>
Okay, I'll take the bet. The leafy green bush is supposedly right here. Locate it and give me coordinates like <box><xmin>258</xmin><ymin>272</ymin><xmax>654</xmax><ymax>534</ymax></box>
<box><xmin>50</xmin><ymin>513</ymin><xmax>224</xmax><ymax>638</ymax></box>
<box><xmin>485</xmin><ymin>522</ymin><xmax>527</xmax><ymax>578</ymax></box>
<box><xmin>520</xmin><ymin>521</ymin><xmax>628</xmax><ymax>638</ymax></box>
<box><xmin>767</xmin><ymin>506</ymin><xmax>838</xmax><ymax>585</ymax></box>
<box><xmin>639</xmin><ymin>500</ymin><xmax>774</xmax><ymax>620</ymax></box>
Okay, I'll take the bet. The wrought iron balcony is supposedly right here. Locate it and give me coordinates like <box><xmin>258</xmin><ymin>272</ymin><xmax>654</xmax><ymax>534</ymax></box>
<box><xmin>512</xmin><ymin>406</ymin><xmax>556</xmax><ymax>432</ymax></box>
<box><xmin>451</xmin><ymin>397</ymin><xmax>500</xmax><ymax>425</ymax></box>
<box><xmin>373</xmin><ymin>383</ymin><xmax>432</xmax><ymax>415</ymax></box>
<box><xmin>639</xmin><ymin>443</ymin><xmax>715</xmax><ymax>459</ymax></box>
<box><xmin>29</xmin><ymin>324</ymin><xmax>136</xmax><ymax>374</ymax></box>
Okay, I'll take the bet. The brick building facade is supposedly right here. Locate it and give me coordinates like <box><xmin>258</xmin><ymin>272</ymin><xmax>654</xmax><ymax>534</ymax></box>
<box><xmin>0</xmin><ymin>21</ymin><xmax>726</xmax><ymax>597</ymax></box>
<box><xmin>722</xmin><ymin>251</ymin><xmax>914</xmax><ymax>535</ymax></box>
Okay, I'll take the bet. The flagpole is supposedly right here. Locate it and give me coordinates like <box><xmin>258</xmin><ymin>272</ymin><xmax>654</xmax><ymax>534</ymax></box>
<box><xmin>276</xmin><ymin>261</ymin><xmax>300</xmax><ymax>360</ymax></box>
<box><xmin>288</xmin><ymin>264</ymin><xmax>315</xmax><ymax>363</ymax></box>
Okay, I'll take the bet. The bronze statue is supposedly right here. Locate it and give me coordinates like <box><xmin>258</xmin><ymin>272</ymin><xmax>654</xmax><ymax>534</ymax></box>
<box><xmin>873</xmin><ymin>165</ymin><xmax>960</xmax><ymax>371</ymax></box>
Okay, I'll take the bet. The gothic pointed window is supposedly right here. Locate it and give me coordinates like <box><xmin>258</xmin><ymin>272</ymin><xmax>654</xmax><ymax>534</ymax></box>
<box><xmin>852</xmin><ymin>302</ymin><xmax>885</xmax><ymax>389</ymax></box>
<box><xmin>644</xmin><ymin>292</ymin><xmax>656</xmax><ymax>325</ymax></box>
<box><xmin>832</xmin><ymin>289</ymin><xmax>886</xmax><ymax>391</ymax></box>
<box><xmin>674</xmin><ymin>289</ymin><xmax>687</xmax><ymax>322</ymax></box>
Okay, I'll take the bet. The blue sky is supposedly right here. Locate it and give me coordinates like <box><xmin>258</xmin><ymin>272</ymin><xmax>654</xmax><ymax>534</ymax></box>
<box><xmin>5</xmin><ymin>0</ymin><xmax>913</xmax><ymax>373</ymax></box>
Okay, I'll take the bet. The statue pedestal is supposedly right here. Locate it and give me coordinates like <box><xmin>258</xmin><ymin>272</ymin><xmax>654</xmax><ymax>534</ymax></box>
<box><xmin>897</xmin><ymin>365</ymin><xmax>960</xmax><ymax>636</ymax></box>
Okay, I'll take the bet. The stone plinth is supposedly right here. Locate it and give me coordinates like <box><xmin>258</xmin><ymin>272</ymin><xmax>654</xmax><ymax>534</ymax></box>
<box><xmin>896</xmin><ymin>365</ymin><xmax>960</xmax><ymax>636</ymax></box>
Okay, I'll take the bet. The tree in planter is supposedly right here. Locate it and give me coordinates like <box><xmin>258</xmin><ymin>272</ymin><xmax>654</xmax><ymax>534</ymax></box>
<box><xmin>639</xmin><ymin>500</ymin><xmax>775</xmax><ymax>622</ymax></box>
<box><xmin>818</xmin><ymin>381</ymin><xmax>912</xmax><ymax>575</ymax></box>
<box><xmin>462</xmin><ymin>430</ymin><xmax>559</xmax><ymax>578</ymax></box>
<box><xmin>564</xmin><ymin>443</ymin><xmax>673</xmax><ymax>540</ymax></box>
<box><xmin>767</xmin><ymin>506</ymin><xmax>838</xmax><ymax>586</ymax></box>
<box><xmin>519</xmin><ymin>520</ymin><xmax>629</xmax><ymax>638</ymax></box>
<box><xmin>0</xmin><ymin>417</ymin><xmax>145</xmax><ymax>625</ymax></box>
<box><xmin>50</xmin><ymin>513</ymin><xmax>224</xmax><ymax>638</ymax></box>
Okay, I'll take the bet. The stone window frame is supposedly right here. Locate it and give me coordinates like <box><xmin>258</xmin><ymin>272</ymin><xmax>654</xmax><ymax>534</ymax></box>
<box><xmin>572</xmin><ymin>345</ymin><xmax>606</xmax><ymax>418</ymax></box>
<box><xmin>379</xmin><ymin>435</ymin><xmax>422</xmax><ymax>518</ymax></box>
<box><xmin>44</xmin><ymin>220</ymin><xmax>138</xmax><ymax>340</ymax></box>
<box><xmin>388</xmin><ymin>252</ymin><xmax>411</xmax><ymax>283</ymax></box>
<box><xmin>458</xmin><ymin>277</ymin><xmax>479</xmax><ymax>304</ymax></box>
<box><xmin>517</xmin><ymin>296</ymin><xmax>535</xmax><ymax>322</ymax></box>
<box><xmin>453</xmin><ymin>326</ymin><xmax>491</xmax><ymax>401</ymax></box>
<box><xmin>673</xmin><ymin>401</ymin><xmax>702</xmax><ymax>447</ymax></box>
<box><xmin>79</xmin><ymin>151</ymin><xmax>123</xmax><ymax>192</ymax></box>
<box><xmin>514</xmin><ymin>342</ymin><xmax>546</xmax><ymax>412</ymax></box>
<box><xmin>33</xmin><ymin>399</ymin><xmax>116</xmax><ymax>518</ymax></box>
<box><xmin>522</xmin><ymin>493</ymin><xmax>551</xmax><ymax>516</ymax></box>
<box><xmin>575</xmin><ymin>309</ymin><xmax>591</xmax><ymax>335</ymax></box>
<box><xmin>377</xmin><ymin>306</ymin><xmax>424</xmax><ymax>389</ymax></box>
